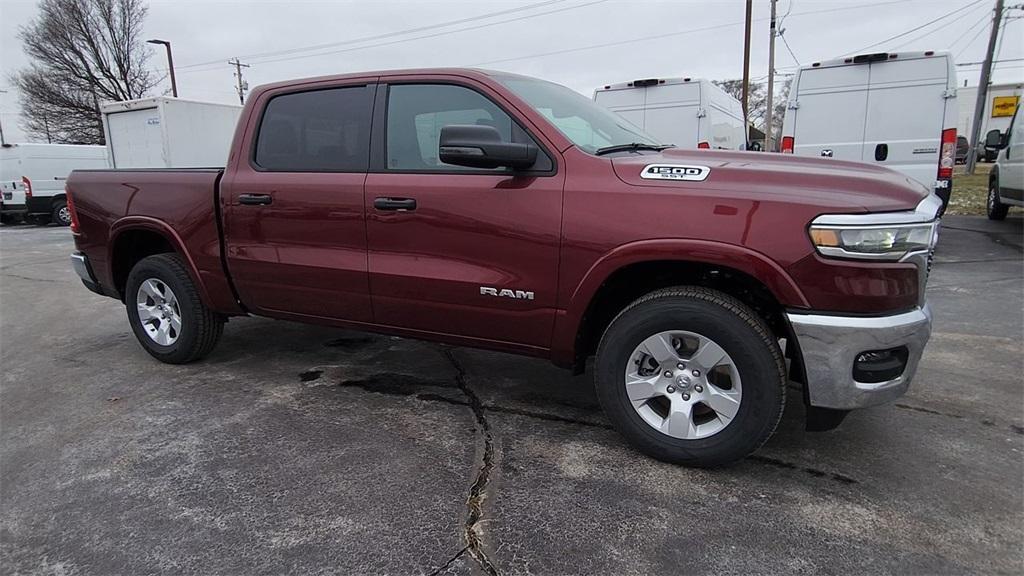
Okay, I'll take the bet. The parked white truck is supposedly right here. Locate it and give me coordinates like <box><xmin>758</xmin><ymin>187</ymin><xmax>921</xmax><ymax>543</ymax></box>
<box><xmin>0</xmin><ymin>143</ymin><xmax>108</xmax><ymax>225</ymax></box>
<box><xmin>101</xmin><ymin>97</ymin><xmax>242</xmax><ymax>168</ymax></box>
<box><xmin>594</xmin><ymin>77</ymin><xmax>746</xmax><ymax>150</ymax></box>
<box><xmin>781</xmin><ymin>51</ymin><xmax>957</xmax><ymax>208</ymax></box>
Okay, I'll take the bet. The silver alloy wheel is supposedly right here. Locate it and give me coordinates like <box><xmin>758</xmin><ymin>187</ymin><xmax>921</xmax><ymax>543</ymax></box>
<box><xmin>57</xmin><ymin>206</ymin><xmax>72</xmax><ymax>225</ymax></box>
<box><xmin>625</xmin><ymin>330</ymin><xmax>742</xmax><ymax>440</ymax></box>
<box><xmin>136</xmin><ymin>278</ymin><xmax>182</xmax><ymax>346</ymax></box>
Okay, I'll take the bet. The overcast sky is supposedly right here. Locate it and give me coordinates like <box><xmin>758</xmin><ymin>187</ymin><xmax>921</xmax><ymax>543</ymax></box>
<box><xmin>1</xmin><ymin>0</ymin><xmax>1022</xmax><ymax>142</ymax></box>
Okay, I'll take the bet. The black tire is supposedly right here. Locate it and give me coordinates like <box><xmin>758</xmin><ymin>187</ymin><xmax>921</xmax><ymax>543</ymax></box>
<box><xmin>594</xmin><ymin>287</ymin><xmax>785</xmax><ymax>467</ymax></box>
<box><xmin>988</xmin><ymin>177</ymin><xmax>1009</xmax><ymax>221</ymax></box>
<box><xmin>51</xmin><ymin>199</ymin><xmax>72</xmax><ymax>226</ymax></box>
<box><xmin>125</xmin><ymin>253</ymin><xmax>223</xmax><ymax>364</ymax></box>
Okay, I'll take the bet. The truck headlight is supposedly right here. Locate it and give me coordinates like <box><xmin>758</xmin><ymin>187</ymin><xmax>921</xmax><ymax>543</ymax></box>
<box><xmin>809</xmin><ymin>222</ymin><xmax>937</xmax><ymax>261</ymax></box>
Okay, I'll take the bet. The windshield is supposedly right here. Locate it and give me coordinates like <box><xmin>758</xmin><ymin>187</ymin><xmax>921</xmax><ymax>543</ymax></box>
<box><xmin>494</xmin><ymin>74</ymin><xmax>663</xmax><ymax>154</ymax></box>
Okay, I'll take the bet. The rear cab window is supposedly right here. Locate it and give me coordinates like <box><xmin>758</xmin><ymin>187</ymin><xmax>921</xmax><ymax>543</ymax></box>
<box><xmin>254</xmin><ymin>85</ymin><xmax>374</xmax><ymax>172</ymax></box>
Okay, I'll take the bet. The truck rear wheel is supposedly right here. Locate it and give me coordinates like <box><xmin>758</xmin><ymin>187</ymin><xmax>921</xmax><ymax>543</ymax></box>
<box><xmin>51</xmin><ymin>200</ymin><xmax>72</xmax><ymax>226</ymax></box>
<box><xmin>125</xmin><ymin>254</ymin><xmax>223</xmax><ymax>364</ymax></box>
<box><xmin>594</xmin><ymin>287</ymin><xmax>785</xmax><ymax>467</ymax></box>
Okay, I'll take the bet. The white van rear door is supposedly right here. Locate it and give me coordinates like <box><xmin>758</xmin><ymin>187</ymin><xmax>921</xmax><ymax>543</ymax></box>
<box><xmin>863</xmin><ymin>57</ymin><xmax>949</xmax><ymax>188</ymax></box>
<box><xmin>642</xmin><ymin>83</ymin><xmax>701</xmax><ymax>147</ymax></box>
<box><xmin>791</xmin><ymin>65</ymin><xmax>870</xmax><ymax>161</ymax></box>
<box><xmin>593</xmin><ymin>88</ymin><xmax>647</xmax><ymax>133</ymax></box>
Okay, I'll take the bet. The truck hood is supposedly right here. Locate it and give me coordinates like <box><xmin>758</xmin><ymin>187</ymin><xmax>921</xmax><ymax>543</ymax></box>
<box><xmin>610</xmin><ymin>148</ymin><xmax>930</xmax><ymax>213</ymax></box>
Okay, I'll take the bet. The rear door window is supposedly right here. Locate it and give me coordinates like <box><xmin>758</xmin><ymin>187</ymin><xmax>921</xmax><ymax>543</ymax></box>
<box><xmin>254</xmin><ymin>85</ymin><xmax>374</xmax><ymax>172</ymax></box>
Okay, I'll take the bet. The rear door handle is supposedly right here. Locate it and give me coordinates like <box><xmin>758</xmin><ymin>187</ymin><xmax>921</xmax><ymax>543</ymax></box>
<box><xmin>238</xmin><ymin>193</ymin><xmax>273</xmax><ymax>206</ymax></box>
<box><xmin>374</xmin><ymin>197</ymin><xmax>417</xmax><ymax>211</ymax></box>
<box><xmin>874</xmin><ymin>143</ymin><xmax>888</xmax><ymax>161</ymax></box>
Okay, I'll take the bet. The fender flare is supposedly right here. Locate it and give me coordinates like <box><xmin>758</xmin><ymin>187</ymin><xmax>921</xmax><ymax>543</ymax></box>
<box><xmin>107</xmin><ymin>216</ymin><xmax>213</xmax><ymax>307</ymax></box>
<box><xmin>550</xmin><ymin>238</ymin><xmax>809</xmax><ymax>365</ymax></box>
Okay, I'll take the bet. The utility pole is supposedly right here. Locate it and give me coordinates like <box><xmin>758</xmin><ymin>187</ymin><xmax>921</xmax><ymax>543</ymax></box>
<box><xmin>966</xmin><ymin>0</ymin><xmax>1004</xmax><ymax>174</ymax></box>
<box><xmin>228</xmin><ymin>59</ymin><xmax>250</xmax><ymax>105</ymax></box>
<box><xmin>0</xmin><ymin>88</ymin><xmax>7</xmax><ymax>147</ymax></box>
<box><xmin>764</xmin><ymin>0</ymin><xmax>778</xmax><ymax>152</ymax></box>
<box><xmin>742</xmin><ymin>0</ymin><xmax>753</xmax><ymax>146</ymax></box>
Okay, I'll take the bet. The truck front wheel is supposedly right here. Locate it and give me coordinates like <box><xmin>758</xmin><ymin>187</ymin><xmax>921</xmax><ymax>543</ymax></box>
<box><xmin>988</xmin><ymin>178</ymin><xmax>1009</xmax><ymax>221</ymax></box>
<box><xmin>125</xmin><ymin>254</ymin><xmax>224</xmax><ymax>364</ymax></box>
<box><xmin>594</xmin><ymin>287</ymin><xmax>786</xmax><ymax>467</ymax></box>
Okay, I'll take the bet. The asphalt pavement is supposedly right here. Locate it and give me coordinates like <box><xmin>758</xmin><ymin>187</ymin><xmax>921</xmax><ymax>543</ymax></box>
<box><xmin>1</xmin><ymin>214</ymin><xmax>1021</xmax><ymax>575</ymax></box>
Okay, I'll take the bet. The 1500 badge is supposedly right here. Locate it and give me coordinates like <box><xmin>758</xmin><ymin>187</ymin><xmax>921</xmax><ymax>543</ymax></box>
<box><xmin>640</xmin><ymin>164</ymin><xmax>711</xmax><ymax>181</ymax></box>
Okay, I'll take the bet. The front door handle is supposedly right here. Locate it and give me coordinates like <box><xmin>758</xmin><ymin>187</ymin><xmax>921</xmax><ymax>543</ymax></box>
<box><xmin>374</xmin><ymin>197</ymin><xmax>417</xmax><ymax>211</ymax></box>
<box><xmin>238</xmin><ymin>193</ymin><xmax>273</xmax><ymax>206</ymax></box>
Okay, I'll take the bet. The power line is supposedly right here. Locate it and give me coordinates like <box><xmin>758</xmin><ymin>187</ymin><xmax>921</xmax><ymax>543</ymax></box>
<box><xmin>947</xmin><ymin>8</ymin><xmax>997</xmax><ymax>53</ymax></box>
<box><xmin>889</xmin><ymin>3</ymin><xmax>990</xmax><ymax>50</ymax></box>
<box><xmin>177</xmin><ymin>0</ymin><xmax>569</xmax><ymax>70</ymax></box>
<box><xmin>780</xmin><ymin>31</ymin><xmax>800</xmax><ymax>65</ymax></box>
<box><xmin>175</xmin><ymin>0</ymin><xmax>607</xmax><ymax>74</ymax></box>
<box><xmin>472</xmin><ymin>0</ymin><xmax>914</xmax><ymax>68</ymax></box>
<box><xmin>957</xmin><ymin>57</ymin><xmax>1024</xmax><ymax>65</ymax></box>
<box><xmin>843</xmin><ymin>0</ymin><xmax>987</xmax><ymax>55</ymax></box>
<box><xmin>955</xmin><ymin>15</ymin><xmax>993</xmax><ymax>58</ymax></box>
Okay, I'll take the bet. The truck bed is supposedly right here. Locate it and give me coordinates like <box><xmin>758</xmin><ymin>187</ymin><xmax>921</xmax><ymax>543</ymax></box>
<box><xmin>67</xmin><ymin>168</ymin><xmax>241</xmax><ymax>313</ymax></box>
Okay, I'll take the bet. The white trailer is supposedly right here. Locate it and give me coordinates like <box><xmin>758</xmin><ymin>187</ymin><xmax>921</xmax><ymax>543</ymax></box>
<box><xmin>780</xmin><ymin>51</ymin><xmax>958</xmax><ymax>206</ymax></box>
<box><xmin>101</xmin><ymin>97</ymin><xmax>242</xmax><ymax>169</ymax></box>
<box><xmin>594</xmin><ymin>78</ymin><xmax>746</xmax><ymax>150</ymax></box>
<box><xmin>0</xmin><ymin>143</ymin><xmax>108</xmax><ymax>225</ymax></box>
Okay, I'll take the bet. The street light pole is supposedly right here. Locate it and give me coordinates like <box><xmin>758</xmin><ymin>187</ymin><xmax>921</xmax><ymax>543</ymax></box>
<box><xmin>147</xmin><ymin>39</ymin><xmax>178</xmax><ymax>97</ymax></box>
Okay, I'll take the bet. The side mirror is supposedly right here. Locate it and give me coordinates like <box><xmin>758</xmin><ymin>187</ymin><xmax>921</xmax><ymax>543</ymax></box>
<box><xmin>985</xmin><ymin>129</ymin><xmax>1007</xmax><ymax>149</ymax></box>
<box><xmin>439</xmin><ymin>125</ymin><xmax>538</xmax><ymax>170</ymax></box>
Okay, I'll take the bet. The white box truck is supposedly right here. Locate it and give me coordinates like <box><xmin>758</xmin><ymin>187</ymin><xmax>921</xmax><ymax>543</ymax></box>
<box><xmin>594</xmin><ymin>78</ymin><xmax>746</xmax><ymax>150</ymax></box>
<box><xmin>780</xmin><ymin>51</ymin><xmax>957</xmax><ymax>207</ymax></box>
<box><xmin>101</xmin><ymin>97</ymin><xmax>242</xmax><ymax>169</ymax></box>
<box><xmin>1</xmin><ymin>143</ymin><xmax>108</xmax><ymax>225</ymax></box>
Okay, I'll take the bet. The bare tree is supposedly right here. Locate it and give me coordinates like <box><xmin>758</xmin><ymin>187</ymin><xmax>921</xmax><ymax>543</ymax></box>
<box><xmin>713</xmin><ymin>78</ymin><xmax>791</xmax><ymax>145</ymax></box>
<box><xmin>14</xmin><ymin>0</ymin><xmax>157</xmax><ymax>144</ymax></box>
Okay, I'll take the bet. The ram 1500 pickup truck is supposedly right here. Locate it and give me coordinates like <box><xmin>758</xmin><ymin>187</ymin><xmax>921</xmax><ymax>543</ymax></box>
<box><xmin>68</xmin><ymin>69</ymin><xmax>939</xmax><ymax>466</ymax></box>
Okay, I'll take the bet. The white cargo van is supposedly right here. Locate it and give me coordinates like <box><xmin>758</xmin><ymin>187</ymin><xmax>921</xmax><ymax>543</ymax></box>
<box><xmin>594</xmin><ymin>78</ymin><xmax>746</xmax><ymax>150</ymax></box>
<box><xmin>101</xmin><ymin>97</ymin><xmax>242</xmax><ymax>169</ymax></box>
<box><xmin>0</xmin><ymin>143</ymin><xmax>108</xmax><ymax>225</ymax></box>
<box><xmin>780</xmin><ymin>51</ymin><xmax>957</xmax><ymax>207</ymax></box>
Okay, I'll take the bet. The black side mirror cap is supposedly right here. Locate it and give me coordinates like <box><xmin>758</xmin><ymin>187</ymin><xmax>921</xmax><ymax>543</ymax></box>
<box><xmin>439</xmin><ymin>125</ymin><xmax>538</xmax><ymax>170</ymax></box>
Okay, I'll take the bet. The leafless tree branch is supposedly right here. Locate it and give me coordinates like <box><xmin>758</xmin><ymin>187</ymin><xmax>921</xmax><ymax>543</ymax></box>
<box><xmin>14</xmin><ymin>0</ymin><xmax>156</xmax><ymax>144</ymax></box>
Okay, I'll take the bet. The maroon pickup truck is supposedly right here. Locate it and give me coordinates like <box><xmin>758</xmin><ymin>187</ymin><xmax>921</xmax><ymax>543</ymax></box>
<box><xmin>68</xmin><ymin>69</ymin><xmax>939</xmax><ymax>466</ymax></box>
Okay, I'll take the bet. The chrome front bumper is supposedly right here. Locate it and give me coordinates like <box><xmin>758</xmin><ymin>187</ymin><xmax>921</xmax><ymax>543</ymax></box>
<box><xmin>787</xmin><ymin>305</ymin><xmax>932</xmax><ymax>410</ymax></box>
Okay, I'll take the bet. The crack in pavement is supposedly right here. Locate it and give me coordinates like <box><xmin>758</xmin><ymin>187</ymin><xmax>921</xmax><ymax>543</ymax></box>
<box><xmin>747</xmin><ymin>455</ymin><xmax>859</xmax><ymax>485</ymax></box>
<box><xmin>895</xmin><ymin>402</ymin><xmax>1024</xmax><ymax>435</ymax></box>
<box><xmin>442</xmin><ymin>347</ymin><xmax>499</xmax><ymax>576</ymax></box>
<box><xmin>426</xmin><ymin>546</ymin><xmax>468</xmax><ymax>576</ymax></box>
<box><xmin>1</xmin><ymin>272</ymin><xmax>62</xmax><ymax>284</ymax></box>
<box><xmin>939</xmin><ymin>224</ymin><xmax>1023</xmax><ymax>253</ymax></box>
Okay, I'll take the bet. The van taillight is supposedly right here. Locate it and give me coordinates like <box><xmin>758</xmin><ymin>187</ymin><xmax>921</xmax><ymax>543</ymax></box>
<box><xmin>21</xmin><ymin>176</ymin><xmax>32</xmax><ymax>198</ymax></box>
<box><xmin>697</xmin><ymin>141</ymin><xmax>710</xmax><ymax>149</ymax></box>
<box><xmin>781</xmin><ymin>136</ymin><xmax>794</xmax><ymax>154</ymax></box>
<box><xmin>938</xmin><ymin>128</ymin><xmax>956</xmax><ymax>179</ymax></box>
<box><xmin>66</xmin><ymin>186</ymin><xmax>80</xmax><ymax>233</ymax></box>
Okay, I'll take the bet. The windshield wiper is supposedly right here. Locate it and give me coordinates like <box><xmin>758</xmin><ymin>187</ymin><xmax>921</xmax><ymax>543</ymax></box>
<box><xmin>594</xmin><ymin>143</ymin><xmax>671</xmax><ymax>155</ymax></box>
